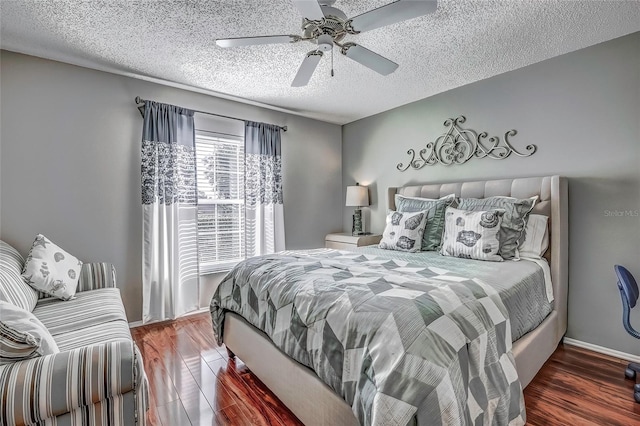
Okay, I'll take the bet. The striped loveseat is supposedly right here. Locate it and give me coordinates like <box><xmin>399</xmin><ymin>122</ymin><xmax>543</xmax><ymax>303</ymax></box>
<box><xmin>0</xmin><ymin>240</ymin><xmax>148</xmax><ymax>425</ymax></box>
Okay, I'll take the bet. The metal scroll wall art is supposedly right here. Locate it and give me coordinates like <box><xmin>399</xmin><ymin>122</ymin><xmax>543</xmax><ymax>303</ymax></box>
<box><xmin>397</xmin><ymin>116</ymin><xmax>536</xmax><ymax>171</ymax></box>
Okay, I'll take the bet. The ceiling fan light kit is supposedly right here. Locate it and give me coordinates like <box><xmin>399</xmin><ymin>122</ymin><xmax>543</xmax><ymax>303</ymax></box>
<box><xmin>215</xmin><ymin>0</ymin><xmax>438</xmax><ymax>86</ymax></box>
<box><xmin>315</xmin><ymin>34</ymin><xmax>334</xmax><ymax>52</ymax></box>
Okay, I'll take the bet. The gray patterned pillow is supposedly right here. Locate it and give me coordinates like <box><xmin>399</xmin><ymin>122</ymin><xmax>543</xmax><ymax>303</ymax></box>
<box><xmin>457</xmin><ymin>196</ymin><xmax>537</xmax><ymax>260</ymax></box>
<box><xmin>22</xmin><ymin>234</ymin><xmax>82</xmax><ymax>301</ymax></box>
<box><xmin>379</xmin><ymin>210</ymin><xmax>428</xmax><ymax>253</ymax></box>
<box><xmin>0</xmin><ymin>301</ymin><xmax>59</xmax><ymax>364</ymax></box>
<box><xmin>440</xmin><ymin>207</ymin><xmax>505</xmax><ymax>262</ymax></box>
<box><xmin>394</xmin><ymin>194</ymin><xmax>456</xmax><ymax>251</ymax></box>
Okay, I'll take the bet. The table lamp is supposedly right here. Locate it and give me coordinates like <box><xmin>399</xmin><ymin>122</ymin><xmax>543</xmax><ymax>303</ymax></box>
<box><xmin>346</xmin><ymin>183</ymin><xmax>370</xmax><ymax>235</ymax></box>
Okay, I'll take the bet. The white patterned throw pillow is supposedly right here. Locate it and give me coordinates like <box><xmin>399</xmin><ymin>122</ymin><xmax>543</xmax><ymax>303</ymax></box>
<box><xmin>0</xmin><ymin>301</ymin><xmax>59</xmax><ymax>364</ymax></box>
<box><xmin>378</xmin><ymin>210</ymin><xmax>428</xmax><ymax>252</ymax></box>
<box><xmin>22</xmin><ymin>234</ymin><xmax>82</xmax><ymax>301</ymax></box>
<box><xmin>440</xmin><ymin>207</ymin><xmax>505</xmax><ymax>262</ymax></box>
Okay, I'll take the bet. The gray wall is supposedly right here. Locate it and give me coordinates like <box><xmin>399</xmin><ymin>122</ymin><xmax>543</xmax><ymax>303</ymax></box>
<box><xmin>0</xmin><ymin>50</ymin><xmax>343</xmax><ymax>322</ymax></box>
<box><xmin>342</xmin><ymin>33</ymin><xmax>640</xmax><ymax>355</ymax></box>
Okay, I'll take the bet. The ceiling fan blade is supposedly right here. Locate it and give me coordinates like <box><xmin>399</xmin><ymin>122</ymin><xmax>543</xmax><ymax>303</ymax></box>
<box><xmin>350</xmin><ymin>0</ymin><xmax>437</xmax><ymax>33</ymax></box>
<box><xmin>291</xmin><ymin>51</ymin><xmax>323</xmax><ymax>87</ymax></box>
<box><xmin>343</xmin><ymin>44</ymin><xmax>398</xmax><ymax>76</ymax></box>
<box><xmin>292</xmin><ymin>0</ymin><xmax>325</xmax><ymax>20</ymax></box>
<box><xmin>216</xmin><ymin>35</ymin><xmax>299</xmax><ymax>48</ymax></box>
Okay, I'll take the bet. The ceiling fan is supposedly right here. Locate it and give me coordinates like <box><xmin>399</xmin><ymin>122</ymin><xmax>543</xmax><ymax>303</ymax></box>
<box><xmin>216</xmin><ymin>0</ymin><xmax>438</xmax><ymax>87</ymax></box>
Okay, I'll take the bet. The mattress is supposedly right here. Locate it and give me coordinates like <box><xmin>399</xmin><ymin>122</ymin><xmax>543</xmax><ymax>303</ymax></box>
<box><xmin>355</xmin><ymin>246</ymin><xmax>553</xmax><ymax>341</ymax></box>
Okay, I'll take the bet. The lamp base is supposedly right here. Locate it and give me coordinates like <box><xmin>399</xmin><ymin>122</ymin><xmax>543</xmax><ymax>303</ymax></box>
<box><xmin>352</xmin><ymin>208</ymin><xmax>363</xmax><ymax>235</ymax></box>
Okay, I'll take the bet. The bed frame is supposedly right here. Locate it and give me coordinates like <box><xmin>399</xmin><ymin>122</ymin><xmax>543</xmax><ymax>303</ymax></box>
<box><xmin>222</xmin><ymin>175</ymin><xmax>568</xmax><ymax>426</ymax></box>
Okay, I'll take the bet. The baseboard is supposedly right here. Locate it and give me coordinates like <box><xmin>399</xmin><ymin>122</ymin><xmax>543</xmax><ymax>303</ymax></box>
<box><xmin>563</xmin><ymin>337</ymin><xmax>640</xmax><ymax>363</ymax></box>
<box><xmin>128</xmin><ymin>320</ymin><xmax>144</xmax><ymax>329</ymax></box>
<box><xmin>128</xmin><ymin>307</ymin><xmax>209</xmax><ymax>329</ymax></box>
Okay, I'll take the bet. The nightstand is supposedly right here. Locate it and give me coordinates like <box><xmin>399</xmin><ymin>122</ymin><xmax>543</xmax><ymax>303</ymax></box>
<box><xmin>325</xmin><ymin>232</ymin><xmax>382</xmax><ymax>250</ymax></box>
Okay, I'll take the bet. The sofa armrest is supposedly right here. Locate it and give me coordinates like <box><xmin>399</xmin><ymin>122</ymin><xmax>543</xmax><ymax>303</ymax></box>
<box><xmin>77</xmin><ymin>262</ymin><xmax>117</xmax><ymax>292</ymax></box>
<box><xmin>0</xmin><ymin>340</ymin><xmax>144</xmax><ymax>425</ymax></box>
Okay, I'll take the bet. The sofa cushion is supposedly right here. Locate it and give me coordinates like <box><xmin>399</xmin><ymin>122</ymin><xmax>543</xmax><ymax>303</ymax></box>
<box><xmin>33</xmin><ymin>289</ymin><xmax>132</xmax><ymax>351</ymax></box>
<box><xmin>53</xmin><ymin>321</ymin><xmax>132</xmax><ymax>352</ymax></box>
<box><xmin>33</xmin><ymin>288</ymin><xmax>128</xmax><ymax>335</ymax></box>
<box><xmin>0</xmin><ymin>241</ymin><xmax>39</xmax><ymax>312</ymax></box>
<box><xmin>0</xmin><ymin>301</ymin><xmax>59</xmax><ymax>364</ymax></box>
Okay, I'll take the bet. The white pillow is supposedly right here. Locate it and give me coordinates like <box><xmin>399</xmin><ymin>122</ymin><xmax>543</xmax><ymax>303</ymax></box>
<box><xmin>519</xmin><ymin>214</ymin><xmax>549</xmax><ymax>259</ymax></box>
<box><xmin>22</xmin><ymin>234</ymin><xmax>82</xmax><ymax>301</ymax></box>
<box><xmin>378</xmin><ymin>210</ymin><xmax>428</xmax><ymax>252</ymax></box>
<box><xmin>440</xmin><ymin>207</ymin><xmax>505</xmax><ymax>262</ymax></box>
<box><xmin>0</xmin><ymin>301</ymin><xmax>59</xmax><ymax>364</ymax></box>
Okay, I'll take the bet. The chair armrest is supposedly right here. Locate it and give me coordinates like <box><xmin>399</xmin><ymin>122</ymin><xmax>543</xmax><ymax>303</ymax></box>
<box><xmin>77</xmin><ymin>262</ymin><xmax>117</xmax><ymax>292</ymax></box>
<box><xmin>0</xmin><ymin>340</ymin><xmax>144</xmax><ymax>425</ymax></box>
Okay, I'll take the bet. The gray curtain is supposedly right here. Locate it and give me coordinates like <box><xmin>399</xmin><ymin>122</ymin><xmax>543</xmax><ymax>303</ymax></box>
<box><xmin>245</xmin><ymin>121</ymin><xmax>285</xmax><ymax>257</ymax></box>
<box><xmin>141</xmin><ymin>101</ymin><xmax>199</xmax><ymax>323</ymax></box>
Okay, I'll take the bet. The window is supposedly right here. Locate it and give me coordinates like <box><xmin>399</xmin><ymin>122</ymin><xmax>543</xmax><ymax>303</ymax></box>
<box><xmin>195</xmin><ymin>132</ymin><xmax>245</xmax><ymax>274</ymax></box>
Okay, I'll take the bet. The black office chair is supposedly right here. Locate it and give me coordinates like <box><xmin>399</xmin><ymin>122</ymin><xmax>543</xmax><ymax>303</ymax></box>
<box><xmin>615</xmin><ymin>265</ymin><xmax>640</xmax><ymax>403</ymax></box>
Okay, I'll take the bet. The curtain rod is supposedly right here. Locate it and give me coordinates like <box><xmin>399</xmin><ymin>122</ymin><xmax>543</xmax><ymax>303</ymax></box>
<box><xmin>134</xmin><ymin>96</ymin><xmax>287</xmax><ymax>132</ymax></box>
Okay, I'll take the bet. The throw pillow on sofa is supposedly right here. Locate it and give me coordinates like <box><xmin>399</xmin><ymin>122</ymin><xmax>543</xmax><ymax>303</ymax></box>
<box><xmin>22</xmin><ymin>234</ymin><xmax>82</xmax><ymax>301</ymax></box>
<box><xmin>0</xmin><ymin>301</ymin><xmax>59</xmax><ymax>364</ymax></box>
<box><xmin>0</xmin><ymin>240</ymin><xmax>39</xmax><ymax>312</ymax></box>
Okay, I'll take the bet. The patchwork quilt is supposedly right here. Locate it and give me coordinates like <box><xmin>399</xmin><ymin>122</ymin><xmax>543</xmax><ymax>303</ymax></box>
<box><xmin>210</xmin><ymin>249</ymin><xmax>526</xmax><ymax>425</ymax></box>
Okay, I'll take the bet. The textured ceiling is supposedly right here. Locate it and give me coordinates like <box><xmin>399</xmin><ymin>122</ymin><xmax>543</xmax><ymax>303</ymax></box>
<box><xmin>1</xmin><ymin>0</ymin><xmax>639</xmax><ymax>124</ymax></box>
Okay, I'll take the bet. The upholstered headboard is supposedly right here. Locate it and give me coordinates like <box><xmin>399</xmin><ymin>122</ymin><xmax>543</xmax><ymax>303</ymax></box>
<box><xmin>388</xmin><ymin>175</ymin><xmax>568</xmax><ymax>338</ymax></box>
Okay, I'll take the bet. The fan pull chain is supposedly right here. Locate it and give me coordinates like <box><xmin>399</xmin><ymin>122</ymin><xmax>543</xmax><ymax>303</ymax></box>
<box><xmin>331</xmin><ymin>47</ymin><xmax>334</xmax><ymax>77</ymax></box>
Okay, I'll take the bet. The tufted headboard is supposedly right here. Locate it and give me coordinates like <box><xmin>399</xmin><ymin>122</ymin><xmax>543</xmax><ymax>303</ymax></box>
<box><xmin>388</xmin><ymin>175</ymin><xmax>568</xmax><ymax>339</ymax></box>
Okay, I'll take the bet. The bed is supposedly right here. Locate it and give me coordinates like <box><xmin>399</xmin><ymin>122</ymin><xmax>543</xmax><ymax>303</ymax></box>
<box><xmin>210</xmin><ymin>175</ymin><xmax>568</xmax><ymax>425</ymax></box>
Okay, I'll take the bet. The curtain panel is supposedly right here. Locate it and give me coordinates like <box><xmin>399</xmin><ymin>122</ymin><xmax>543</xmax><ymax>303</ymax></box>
<box><xmin>244</xmin><ymin>121</ymin><xmax>285</xmax><ymax>257</ymax></box>
<box><xmin>141</xmin><ymin>101</ymin><xmax>199</xmax><ymax>324</ymax></box>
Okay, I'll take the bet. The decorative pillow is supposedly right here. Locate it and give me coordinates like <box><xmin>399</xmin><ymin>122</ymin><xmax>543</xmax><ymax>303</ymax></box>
<box><xmin>378</xmin><ymin>210</ymin><xmax>428</xmax><ymax>253</ymax></box>
<box><xmin>457</xmin><ymin>196</ymin><xmax>537</xmax><ymax>260</ymax></box>
<box><xmin>0</xmin><ymin>301</ymin><xmax>59</xmax><ymax>364</ymax></box>
<box><xmin>519</xmin><ymin>214</ymin><xmax>549</xmax><ymax>259</ymax></box>
<box><xmin>440</xmin><ymin>207</ymin><xmax>505</xmax><ymax>262</ymax></box>
<box><xmin>0</xmin><ymin>241</ymin><xmax>39</xmax><ymax>312</ymax></box>
<box><xmin>395</xmin><ymin>194</ymin><xmax>456</xmax><ymax>251</ymax></box>
<box><xmin>22</xmin><ymin>234</ymin><xmax>82</xmax><ymax>301</ymax></box>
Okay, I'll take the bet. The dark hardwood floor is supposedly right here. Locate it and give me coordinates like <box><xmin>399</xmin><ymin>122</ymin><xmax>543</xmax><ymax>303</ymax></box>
<box><xmin>132</xmin><ymin>313</ymin><xmax>640</xmax><ymax>425</ymax></box>
<box><xmin>525</xmin><ymin>344</ymin><xmax>640</xmax><ymax>425</ymax></box>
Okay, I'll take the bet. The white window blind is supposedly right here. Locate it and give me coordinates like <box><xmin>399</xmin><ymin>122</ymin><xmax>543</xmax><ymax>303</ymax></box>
<box><xmin>196</xmin><ymin>132</ymin><xmax>245</xmax><ymax>274</ymax></box>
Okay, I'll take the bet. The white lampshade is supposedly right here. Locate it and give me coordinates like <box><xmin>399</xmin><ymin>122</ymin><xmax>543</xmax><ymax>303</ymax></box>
<box><xmin>346</xmin><ymin>184</ymin><xmax>369</xmax><ymax>207</ymax></box>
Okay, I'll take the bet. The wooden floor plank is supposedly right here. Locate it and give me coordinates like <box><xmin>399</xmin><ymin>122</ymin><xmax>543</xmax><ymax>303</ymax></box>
<box><xmin>161</xmin><ymin>320</ymin><xmax>239</xmax><ymax>423</ymax></box>
<box><xmin>156</xmin><ymin>399</ymin><xmax>191</xmax><ymax>426</ymax></box>
<box><xmin>525</xmin><ymin>344</ymin><xmax>640</xmax><ymax>425</ymax></box>
<box><xmin>133</xmin><ymin>327</ymin><xmax>181</xmax><ymax>408</ymax></box>
<box><xmin>213</xmin><ymin>361</ymin><xmax>286</xmax><ymax>426</ymax></box>
<box><xmin>143</xmin><ymin>402</ymin><xmax>161</xmax><ymax>426</ymax></box>
<box><xmin>235</xmin><ymin>368</ymin><xmax>303</xmax><ymax>426</ymax></box>
<box><xmin>134</xmin><ymin>313</ymin><xmax>640</xmax><ymax>425</ymax></box>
